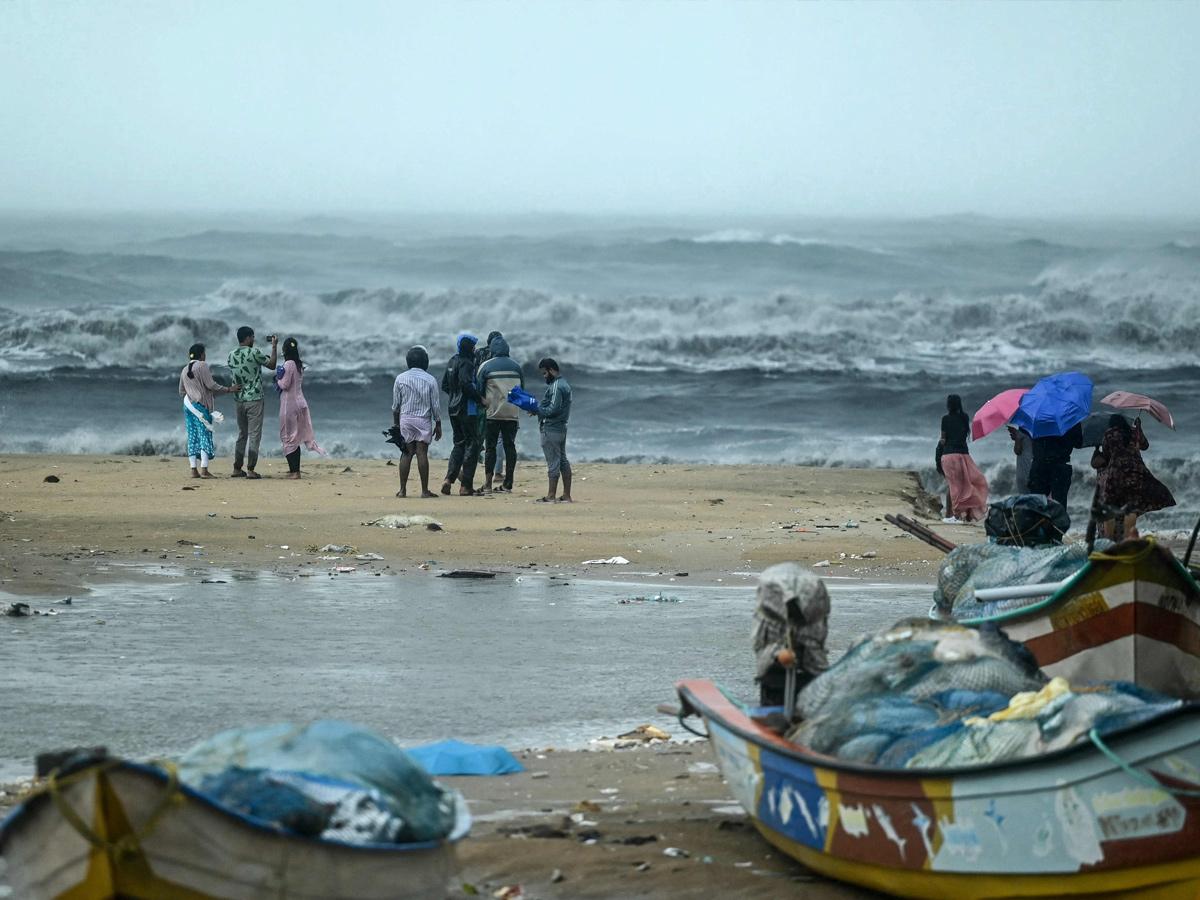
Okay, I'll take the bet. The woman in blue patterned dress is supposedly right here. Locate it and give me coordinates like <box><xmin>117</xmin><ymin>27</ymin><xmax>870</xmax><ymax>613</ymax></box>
<box><xmin>178</xmin><ymin>343</ymin><xmax>240</xmax><ymax>478</ymax></box>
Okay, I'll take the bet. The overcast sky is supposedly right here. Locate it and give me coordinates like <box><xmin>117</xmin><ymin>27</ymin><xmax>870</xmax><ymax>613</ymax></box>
<box><xmin>1</xmin><ymin>1</ymin><xmax>1197</xmax><ymax>217</ymax></box>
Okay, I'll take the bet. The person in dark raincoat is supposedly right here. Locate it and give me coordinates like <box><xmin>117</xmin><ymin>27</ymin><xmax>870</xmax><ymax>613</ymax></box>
<box><xmin>440</xmin><ymin>334</ymin><xmax>487</xmax><ymax>495</ymax></box>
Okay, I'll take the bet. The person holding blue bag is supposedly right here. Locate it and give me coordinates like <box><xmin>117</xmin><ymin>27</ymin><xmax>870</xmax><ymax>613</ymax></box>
<box><xmin>527</xmin><ymin>358</ymin><xmax>572</xmax><ymax>503</ymax></box>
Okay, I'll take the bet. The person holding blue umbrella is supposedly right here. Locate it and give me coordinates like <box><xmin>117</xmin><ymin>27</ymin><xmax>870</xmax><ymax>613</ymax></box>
<box><xmin>1011</xmin><ymin>372</ymin><xmax>1092</xmax><ymax>512</ymax></box>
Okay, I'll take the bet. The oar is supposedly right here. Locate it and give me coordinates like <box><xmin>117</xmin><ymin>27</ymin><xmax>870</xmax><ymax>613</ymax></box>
<box><xmin>885</xmin><ymin>514</ymin><xmax>958</xmax><ymax>554</ymax></box>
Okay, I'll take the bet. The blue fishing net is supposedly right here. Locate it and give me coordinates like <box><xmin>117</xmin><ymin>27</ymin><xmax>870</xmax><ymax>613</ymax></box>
<box><xmin>934</xmin><ymin>540</ymin><xmax>1114</xmax><ymax>619</ymax></box>
<box><xmin>787</xmin><ymin>620</ymin><xmax>1181</xmax><ymax>769</ymax></box>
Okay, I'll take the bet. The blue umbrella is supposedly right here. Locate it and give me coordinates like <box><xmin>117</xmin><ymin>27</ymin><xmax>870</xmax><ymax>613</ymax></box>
<box><xmin>407</xmin><ymin>739</ymin><xmax>525</xmax><ymax>776</ymax></box>
<box><xmin>1009</xmin><ymin>371</ymin><xmax>1093</xmax><ymax>438</ymax></box>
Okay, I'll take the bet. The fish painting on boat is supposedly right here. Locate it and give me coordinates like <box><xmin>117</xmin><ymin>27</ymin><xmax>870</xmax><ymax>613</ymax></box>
<box><xmin>678</xmin><ymin>679</ymin><xmax>1200</xmax><ymax>900</ymax></box>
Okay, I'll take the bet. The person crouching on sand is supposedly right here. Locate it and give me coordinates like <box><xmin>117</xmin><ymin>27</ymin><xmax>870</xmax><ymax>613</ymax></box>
<box><xmin>527</xmin><ymin>357</ymin><xmax>572</xmax><ymax>503</ymax></box>
<box><xmin>938</xmin><ymin>394</ymin><xmax>989</xmax><ymax>523</ymax></box>
<box><xmin>179</xmin><ymin>343</ymin><xmax>241</xmax><ymax>479</ymax></box>
<box><xmin>275</xmin><ymin>337</ymin><xmax>326</xmax><ymax>479</ymax></box>
<box><xmin>392</xmin><ymin>345</ymin><xmax>443</xmax><ymax>498</ymax></box>
<box><xmin>753</xmin><ymin>563</ymin><xmax>830</xmax><ymax>708</ymax></box>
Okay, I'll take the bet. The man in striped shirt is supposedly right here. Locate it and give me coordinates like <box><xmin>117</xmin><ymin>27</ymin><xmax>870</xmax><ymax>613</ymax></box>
<box><xmin>391</xmin><ymin>346</ymin><xmax>443</xmax><ymax>498</ymax></box>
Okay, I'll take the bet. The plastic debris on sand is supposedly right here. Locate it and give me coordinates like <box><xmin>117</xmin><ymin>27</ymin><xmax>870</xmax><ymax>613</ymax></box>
<box><xmin>363</xmin><ymin>515</ymin><xmax>443</xmax><ymax>530</ymax></box>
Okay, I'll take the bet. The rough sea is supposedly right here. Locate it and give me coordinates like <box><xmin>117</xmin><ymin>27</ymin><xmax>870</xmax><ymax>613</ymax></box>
<box><xmin>1</xmin><ymin>213</ymin><xmax>1198</xmax><ymax>529</ymax></box>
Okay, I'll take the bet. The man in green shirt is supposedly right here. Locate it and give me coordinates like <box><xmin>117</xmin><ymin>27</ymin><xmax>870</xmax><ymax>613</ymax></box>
<box><xmin>227</xmin><ymin>326</ymin><xmax>278</xmax><ymax>479</ymax></box>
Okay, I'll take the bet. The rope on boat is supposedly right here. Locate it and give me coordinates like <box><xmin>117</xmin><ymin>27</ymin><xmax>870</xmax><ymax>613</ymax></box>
<box><xmin>677</xmin><ymin>709</ymin><xmax>708</xmax><ymax>738</ymax></box>
<box><xmin>1088</xmin><ymin>729</ymin><xmax>1200</xmax><ymax>798</ymax></box>
<box><xmin>45</xmin><ymin>760</ymin><xmax>185</xmax><ymax>859</ymax></box>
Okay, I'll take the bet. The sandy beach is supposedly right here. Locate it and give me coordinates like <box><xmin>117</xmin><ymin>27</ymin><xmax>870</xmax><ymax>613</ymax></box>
<box><xmin>0</xmin><ymin>454</ymin><xmax>957</xmax><ymax>597</ymax></box>
<box><xmin>0</xmin><ymin>454</ymin><xmax>951</xmax><ymax>899</ymax></box>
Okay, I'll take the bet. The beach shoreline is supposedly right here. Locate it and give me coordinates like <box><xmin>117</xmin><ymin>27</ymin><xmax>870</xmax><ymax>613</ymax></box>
<box><xmin>0</xmin><ymin>454</ymin><xmax>960</xmax><ymax>598</ymax></box>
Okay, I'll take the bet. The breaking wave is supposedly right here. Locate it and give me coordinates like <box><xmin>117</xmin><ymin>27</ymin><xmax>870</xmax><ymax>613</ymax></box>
<box><xmin>2</xmin><ymin>255</ymin><xmax>1200</xmax><ymax>378</ymax></box>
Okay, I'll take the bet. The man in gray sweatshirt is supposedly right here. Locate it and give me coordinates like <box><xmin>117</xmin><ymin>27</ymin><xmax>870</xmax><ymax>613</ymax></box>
<box><xmin>529</xmin><ymin>357</ymin><xmax>572</xmax><ymax>503</ymax></box>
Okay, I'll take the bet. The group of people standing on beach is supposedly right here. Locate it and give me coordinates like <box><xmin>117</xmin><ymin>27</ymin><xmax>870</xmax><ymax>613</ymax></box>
<box><xmin>391</xmin><ymin>332</ymin><xmax>573</xmax><ymax>502</ymax></box>
<box><xmin>178</xmin><ymin>328</ymin><xmax>323</xmax><ymax>480</ymax></box>
<box><xmin>177</xmin><ymin>328</ymin><xmax>574</xmax><ymax>501</ymax></box>
<box><xmin>937</xmin><ymin>393</ymin><xmax>1174</xmax><ymax>538</ymax></box>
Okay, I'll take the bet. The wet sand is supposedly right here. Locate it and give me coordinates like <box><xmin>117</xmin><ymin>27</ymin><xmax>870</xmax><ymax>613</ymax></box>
<box><xmin>0</xmin><ymin>454</ymin><xmax>956</xmax><ymax>597</ymax></box>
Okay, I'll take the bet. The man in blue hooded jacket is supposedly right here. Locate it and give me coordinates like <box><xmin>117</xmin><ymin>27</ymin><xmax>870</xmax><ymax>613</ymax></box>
<box><xmin>477</xmin><ymin>335</ymin><xmax>524</xmax><ymax>493</ymax></box>
<box><xmin>440</xmin><ymin>334</ymin><xmax>487</xmax><ymax>495</ymax></box>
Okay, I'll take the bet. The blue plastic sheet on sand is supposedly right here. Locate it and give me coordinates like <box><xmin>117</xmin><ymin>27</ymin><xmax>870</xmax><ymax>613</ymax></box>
<box><xmin>407</xmin><ymin>739</ymin><xmax>525</xmax><ymax>776</ymax></box>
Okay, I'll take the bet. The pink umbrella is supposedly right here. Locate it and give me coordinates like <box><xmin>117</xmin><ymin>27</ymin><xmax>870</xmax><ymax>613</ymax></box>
<box><xmin>1101</xmin><ymin>391</ymin><xmax>1176</xmax><ymax>430</ymax></box>
<box><xmin>971</xmin><ymin>388</ymin><xmax>1030</xmax><ymax>440</ymax></box>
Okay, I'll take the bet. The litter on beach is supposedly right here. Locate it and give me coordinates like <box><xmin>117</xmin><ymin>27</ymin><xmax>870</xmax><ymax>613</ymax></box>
<box><xmin>582</xmin><ymin>556</ymin><xmax>629</xmax><ymax>565</ymax></box>
<box><xmin>364</xmin><ymin>514</ymin><xmax>443</xmax><ymax>530</ymax></box>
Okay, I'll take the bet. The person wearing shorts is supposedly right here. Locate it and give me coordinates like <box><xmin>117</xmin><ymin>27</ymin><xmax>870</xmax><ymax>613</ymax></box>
<box><xmin>392</xmin><ymin>346</ymin><xmax>443</xmax><ymax>498</ymax></box>
<box><xmin>528</xmin><ymin>357</ymin><xmax>573</xmax><ymax>503</ymax></box>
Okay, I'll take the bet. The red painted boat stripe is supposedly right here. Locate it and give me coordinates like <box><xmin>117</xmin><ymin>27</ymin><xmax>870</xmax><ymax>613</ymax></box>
<box><xmin>1024</xmin><ymin>602</ymin><xmax>1200</xmax><ymax>666</ymax></box>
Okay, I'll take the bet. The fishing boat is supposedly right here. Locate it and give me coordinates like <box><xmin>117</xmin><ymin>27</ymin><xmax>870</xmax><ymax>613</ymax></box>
<box><xmin>937</xmin><ymin>538</ymin><xmax>1200</xmax><ymax>700</ymax></box>
<box><xmin>677</xmin><ymin>679</ymin><xmax>1200</xmax><ymax>900</ymax></box>
<box><xmin>0</xmin><ymin>758</ymin><xmax>470</xmax><ymax>900</ymax></box>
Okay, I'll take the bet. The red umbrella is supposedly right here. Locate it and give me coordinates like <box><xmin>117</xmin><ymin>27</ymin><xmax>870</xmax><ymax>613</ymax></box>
<box><xmin>971</xmin><ymin>388</ymin><xmax>1030</xmax><ymax>440</ymax></box>
<box><xmin>1101</xmin><ymin>391</ymin><xmax>1176</xmax><ymax>430</ymax></box>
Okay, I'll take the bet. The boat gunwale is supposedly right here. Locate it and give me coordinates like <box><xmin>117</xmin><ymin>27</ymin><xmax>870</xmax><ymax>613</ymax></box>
<box><xmin>0</xmin><ymin>759</ymin><xmax>466</xmax><ymax>855</ymax></box>
<box><xmin>677</xmin><ymin>679</ymin><xmax>1200</xmax><ymax>786</ymax></box>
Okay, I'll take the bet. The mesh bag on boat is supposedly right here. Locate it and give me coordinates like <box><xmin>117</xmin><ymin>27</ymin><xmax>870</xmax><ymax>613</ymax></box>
<box><xmin>786</xmin><ymin>619</ymin><xmax>1182</xmax><ymax>769</ymax></box>
<box><xmin>933</xmin><ymin>540</ymin><xmax>1112</xmax><ymax>619</ymax></box>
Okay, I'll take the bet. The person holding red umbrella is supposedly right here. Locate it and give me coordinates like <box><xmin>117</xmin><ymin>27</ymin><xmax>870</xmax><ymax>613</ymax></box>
<box><xmin>938</xmin><ymin>394</ymin><xmax>990</xmax><ymax>523</ymax></box>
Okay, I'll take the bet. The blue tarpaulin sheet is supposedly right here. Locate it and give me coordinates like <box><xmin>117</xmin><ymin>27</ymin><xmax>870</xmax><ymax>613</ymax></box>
<box><xmin>408</xmin><ymin>739</ymin><xmax>525</xmax><ymax>776</ymax></box>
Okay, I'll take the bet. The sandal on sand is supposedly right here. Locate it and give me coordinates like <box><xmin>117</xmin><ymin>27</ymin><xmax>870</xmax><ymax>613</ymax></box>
<box><xmin>246</xmin><ymin>472</ymin><xmax>261</xmax><ymax>480</ymax></box>
<box><xmin>535</xmin><ymin>497</ymin><xmax>556</xmax><ymax>504</ymax></box>
<box><xmin>440</xmin><ymin>483</ymin><xmax>453</xmax><ymax>495</ymax></box>
<box><xmin>231</xmin><ymin>471</ymin><xmax>247</xmax><ymax>478</ymax></box>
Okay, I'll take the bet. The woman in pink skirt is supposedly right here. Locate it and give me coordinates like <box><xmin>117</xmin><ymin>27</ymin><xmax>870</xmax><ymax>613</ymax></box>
<box><xmin>939</xmin><ymin>394</ymin><xmax>989</xmax><ymax>523</ymax></box>
<box><xmin>275</xmin><ymin>337</ymin><xmax>326</xmax><ymax>479</ymax></box>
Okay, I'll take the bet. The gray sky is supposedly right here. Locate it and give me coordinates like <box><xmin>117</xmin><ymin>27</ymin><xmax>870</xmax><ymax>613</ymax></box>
<box><xmin>1</xmin><ymin>1</ymin><xmax>1197</xmax><ymax>216</ymax></box>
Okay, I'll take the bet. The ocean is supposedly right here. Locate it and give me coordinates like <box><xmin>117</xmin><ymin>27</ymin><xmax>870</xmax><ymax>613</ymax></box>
<box><xmin>1</xmin><ymin>212</ymin><xmax>1198</xmax><ymax>528</ymax></box>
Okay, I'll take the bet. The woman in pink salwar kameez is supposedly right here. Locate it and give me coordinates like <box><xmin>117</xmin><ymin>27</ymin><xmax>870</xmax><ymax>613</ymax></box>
<box><xmin>275</xmin><ymin>337</ymin><xmax>326</xmax><ymax>479</ymax></box>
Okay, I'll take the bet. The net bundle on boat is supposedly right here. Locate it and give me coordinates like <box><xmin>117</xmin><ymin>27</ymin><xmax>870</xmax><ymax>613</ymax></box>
<box><xmin>786</xmin><ymin>619</ymin><xmax>1180</xmax><ymax>768</ymax></box>
<box><xmin>933</xmin><ymin>540</ymin><xmax>1112</xmax><ymax>619</ymax></box>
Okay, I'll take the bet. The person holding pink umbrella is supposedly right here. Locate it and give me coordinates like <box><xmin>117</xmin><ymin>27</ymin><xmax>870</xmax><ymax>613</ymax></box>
<box><xmin>939</xmin><ymin>394</ymin><xmax>990</xmax><ymax>523</ymax></box>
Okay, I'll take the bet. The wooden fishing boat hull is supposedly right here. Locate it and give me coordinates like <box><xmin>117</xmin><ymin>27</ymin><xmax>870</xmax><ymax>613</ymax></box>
<box><xmin>948</xmin><ymin>540</ymin><xmax>1200</xmax><ymax>700</ymax></box>
<box><xmin>0</xmin><ymin>761</ymin><xmax>468</xmax><ymax>900</ymax></box>
<box><xmin>678</xmin><ymin>679</ymin><xmax>1200</xmax><ymax>900</ymax></box>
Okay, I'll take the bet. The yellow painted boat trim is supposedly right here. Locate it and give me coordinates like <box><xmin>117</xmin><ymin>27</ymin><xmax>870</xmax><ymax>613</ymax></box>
<box><xmin>53</xmin><ymin>771</ymin><xmax>221</xmax><ymax>900</ymax></box>
<box><xmin>756</xmin><ymin>820</ymin><xmax>1200</xmax><ymax>900</ymax></box>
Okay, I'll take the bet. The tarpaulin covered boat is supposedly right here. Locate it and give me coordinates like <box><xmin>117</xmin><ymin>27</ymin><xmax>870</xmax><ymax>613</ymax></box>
<box><xmin>0</xmin><ymin>758</ymin><xmax>470</xmax><ymax>900</ymax></box>
<box><xmin>677</xmin><ymin>679</ymin><xmax>1200</xmax><ymax>900</ymax></box>
<box><xmin>938</xmin><ymin>539</ymin><xmax>1200</xmax><ymax>700</ymax></box>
